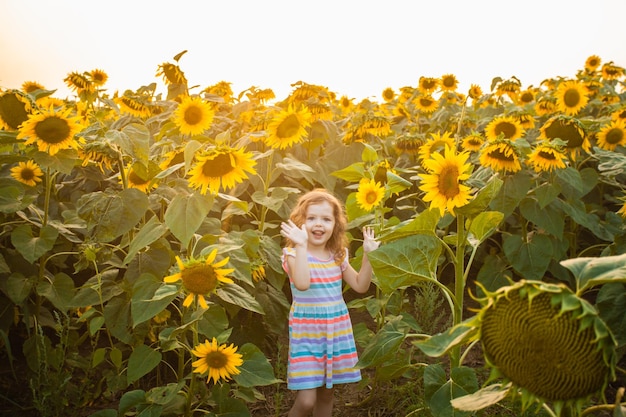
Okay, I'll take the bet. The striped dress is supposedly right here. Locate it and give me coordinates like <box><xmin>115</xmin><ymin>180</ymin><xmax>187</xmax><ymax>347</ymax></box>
<box><xmin>282</xmin><ymin>247</ymin><xmax>361</xmax><ymax>390</ymax></box>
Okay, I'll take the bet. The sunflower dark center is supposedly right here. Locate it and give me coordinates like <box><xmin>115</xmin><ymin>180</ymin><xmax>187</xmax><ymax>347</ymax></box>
<box><xmin>481</xmin><ymin>291</ymin><xmax>608</xmax><ymax>401</ymax></box>
<box><xmin>184</xmin><ymin>105</ymin><xmax>204</xmax><ymax>125</ymax></box>
<box><xmin>544</xmin><ymin>120</ymin><xmax>584</xmax><ymax>148</ymax></box>
<box><xmin>605</xmin><ymin>128</ymin><xmax>624</xmax><ymax>145</ymax></box>
<box><xmin>420</xmin><ymin>97</ymin><xmax>434</xmax><ymax>107</ymax></box>
<box><xmin>202</xmin><ymin>153</ymin><xmax>234</xmax><ymax>177</ymax></box>
<box><xmin>206</xmin><ymin>351</ymin><xmax>228</xmax><ymax>368</ymax></box>
<box><xmin>34</xmin><ymin>116</ymin><xmax>71</xmax><ymax>144</ymax></box>
<box><xmin>277</xmin><ymin>114</ymin><xmax>301</xmax><ymax>138</ymax></box>
<box><xmin>181</xmin><ymin>264</ymin><xmax>217</xmax><ymax>294</ymax></box>
<box><xmin>537</xmin><ymin>150</ymin><xmax>557</xmax><ymax>161</ymax></box>
<box><xmin>488</xmin><ymin>148</ymin><xmax>514</xmax><ymax>162</ymax></box>
<box><xmin>438</xmin><ymin>166</ymin><xmax>460</xmax><ymax>198</ymax></box>
<box><xmin>443</xmin><ymin>77</ymin><xmax>455</xmax><ymax>88</ymax></box>
<box><xmin>129</xmin><ymin>171</ymin><xmax>148</xmax><ymax>185</ymax></box>
<box><xmin>563</xmin><ymin>89</ymin><xmax>581</xmax><ymax>107</ymax></box>
<box><xmin>422</xmin><ymin>80</ymin><xmax>437</xmax><ymax>90</ymax></box>
<box><xmin>20</xmin><ymin>168</ymin><xmax>35</xmax><ymax>181</ymax></box>
<box><xmin>495</xmin><ymin>122</ymin><xmax>517</xmax><ymax>139</ymax></box>
<box><xmin>0</xmin><ymin>93</ymin><xmax>29</xmax><ymax>129</ymax></box>
<box><xmin>520</xmin><ymin>92</ymin><xmax>534</xmax><ymax>103</ymax></box>
<box><xmin>365</xmin><ymin>190</ymin><xmax>379</xmax><ymax>204</ymax></box>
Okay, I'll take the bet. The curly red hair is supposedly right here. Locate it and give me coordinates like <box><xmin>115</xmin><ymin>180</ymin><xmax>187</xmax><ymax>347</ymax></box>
<box><xmin>285</xmin><ymin>188</ymin><xmax>348</xmax><ymax>264</ymax></box>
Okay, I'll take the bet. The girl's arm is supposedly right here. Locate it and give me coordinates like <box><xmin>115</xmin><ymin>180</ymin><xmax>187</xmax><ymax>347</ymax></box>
<box><xmin>343</xmin><ymin>227</ymin><xmax>379</xmax><ymax>293</ymax></box>
<box><xmin>281</xmin><ymin>220</ymin><xmax>311</xmax><ymax>291</ymax></box>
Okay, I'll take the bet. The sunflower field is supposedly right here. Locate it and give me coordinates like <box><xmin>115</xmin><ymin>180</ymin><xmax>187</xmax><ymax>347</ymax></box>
<box><xmin>1</xmin><ymin>51</ymin><xmax>626</xmax><ymax>417</ymax></box>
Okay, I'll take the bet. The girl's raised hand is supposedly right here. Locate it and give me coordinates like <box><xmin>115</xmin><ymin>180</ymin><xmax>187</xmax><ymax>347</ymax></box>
<box><xmin>280</xmin><ymin>220</ymin><xmax>308</xmax><ymax>247</ymax></box>
<box><xmin>362</xmin><ymin>226</ymin><xmax>380</xmax><ymax>253</ymax></box>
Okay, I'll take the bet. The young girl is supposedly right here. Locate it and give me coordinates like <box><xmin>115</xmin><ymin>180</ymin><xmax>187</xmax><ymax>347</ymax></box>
<box><xmin>280</xmin><ymin>189</ymin><xmax>379</xmax><ymax>417</ymax></box>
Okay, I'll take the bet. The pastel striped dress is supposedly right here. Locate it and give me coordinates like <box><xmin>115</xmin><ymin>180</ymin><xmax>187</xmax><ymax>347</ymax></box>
<box><xmin>282</xmin><ymin>247</ymin><xmax>361</xmax><ymax>390</ymax></box>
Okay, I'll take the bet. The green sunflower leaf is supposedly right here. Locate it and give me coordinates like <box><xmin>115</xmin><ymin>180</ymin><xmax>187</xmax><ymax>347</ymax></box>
<box><xmin>561</xmin><ymin>252</ymin><xmax>626</xmax><ymax>295</ymax></box>
<box><xmin>357</xmin><ymin>315</ymin><xmax>409</xmax><ymax>368</ymax></box>
<box><xmin>215</xmin><ymin>283</ymin><xmax>264</xmax><ymax>315</ymax></box>
<box><xmin>11</xmin><ymin>224</ymin><xmax>58</xmax><ymax>264</ymax></box>
<box><xmin>164</xmin><ymin>191</ymin><xmax>213</xmax><ymax>248</ymax></box>
<box><xmin>232</xmin><ymin>343</ymin><xmax>281</xmax><ymax>387</ymax></box>
<box><xmin>127</xmin><ymin>344</ymin><xmax>162</xmax><ymax>384</ymax></box>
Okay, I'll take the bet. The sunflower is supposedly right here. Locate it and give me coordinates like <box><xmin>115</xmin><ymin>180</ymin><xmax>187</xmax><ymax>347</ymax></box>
<box><xmin>289</xmin><ymin>82</ymin><xmax>329</xmax><ymax>103</ymax></box>
<box><xmin>398</xmin><ymin>86</ymin><xmax>416</xmax><ymax>104</ymax></box>
<box><xmin>360</xmin><ymin>114</ymin><xmax>392</xmax><ymax>137</ymax></box>
<box><xmin>413</xmin><ymin>95</ymin><xmax>439</xmax><ymax>114</ymax></box>
<box><xmin>191</xmin><ymin>337</ymin><xmax>243</xmax><ymax>384</ymax></box>
<box><xmin>251</xmin><ymin>260</ymin><xmax>266</xmax><ymax>282</ymax></box>
<box><xmin>187</xmin><ymin>145</ymin><xmax>257</xmax><ymax>195</ymax></box>
<box><xmin>461</xmin><ymin>132</ymin><xmax>485</xmax><ymax>152</ymax></box>
<box><xmin>124</xmin><ymin>164</ymin><xmax>155</xmax><ymax>193</ymax></box>
<box><xmin>338</xmin><ymin>95</ymin><xmax>354</xmax><ymax>113</ymax></box>
<box><xmin>382</xmin><ymin>87</ymin><xmax>396</xmax><ymax>102</ymax></box>
<box><xmin>64</xmin><ymin>71</ymin><xmax>94</xmax><ymax>94</ymax></box>
<box><xmin>307</xmin><ymin>102</ymin><xmax>332</xmax><ymax>122</ymax></box>
<box><xmin>203</xmin><ymin>81</ymin><xmax>234</xmax><ymax>103</ymax></box>
<box><xmin>17</xmin><ymin>107</ymin><xmax>83</xmax><ymax>155</ymax></box>
<box><xmin>394</xmin><ymin>133</ymin><xmax>424</xmax><ymax>155</ymax></box>
<box><xmin>156</xmin><ymin>62</ymin><xmax>188</xmax><ymax>85</ymax></box>
<box><xmin>164</xmin><ymin>249</ymin><xmax>235</xmax><ymax>309</ymax></box>
<box><xmin>159</xmin><ymin>148</ymin><xmax>185</xmax><ymax>171</ymax></box>
<box><xmin>418</xmin><ymin>76</ymin><xmax>440</xmax><ymax>94</ymax></box>
<box><xmin>0</xmin><ymin>90</ymin><xmax>32</xmax><ymax>130</ymax></box>
<box><xmin>516</xmin><ymin>88</ymin><xmax>535</xmax><ymax>105</ymax></box>
<box><xmin>554</xmin><ymin>80</ymin><xmax>589</xmax><ymax>116</ymax></box>
<box><xmin>468</xmin><ymin>84</ymin><xmax>483</xmax><ymax>100</ymax></box>
<box><xmin>514</xmin><ymin>113</ymin><xmax>535</xmax><ymax>130</ymax></box>
<box><xmin>440</xmin><ymin>74</ymin><xmax>458</xmax><ymax>92</ymax></box>
<box><xmin>584</xmin><ymin>55</ymin><xmax>601</xmax><ymax>73</ymax></box>
<box><xmin>419</xmin><ymin>131</ymin><xmax>456</xmax><ymax>161</ymax></box>
<box><xmin>484</xmin><ymin>115</ymin><xmax>525</xmax><ymax>142</ymax></box>
<box><xmin>114</xmin><ymin>95</ymin><xmax>152</xmax><ymax>118</ymax></box>
<box><xmin>89</xmin><ymin>69</ymin><xmax>108</xmax><ymax>86</ymax></box>
<box><xmin>611</xmin><ymin>106</ymin><xmax>626</xmax><ymax>123</ymax></box>
<box><xmin>172</xmin><ymin>95</ymin><xmax>215</xmax><ymax>136</ymax></box>
<box><xmin>538</xmin><ymin>115</ymin><xmax>589</xmax><ymax>160</ymax></box>
<box><xmin>78</xmin><ymin>139</ymin><xmax>119</xmax><ymax>172</ymax></box>
<box><xmin>527</xmin><ymin>142</ymin><xmax>567</xmax><ymax>173</ymax></box>
<box><xmin>265</xmin><ymin>105</ymin><xmax>312</xmax><ymax>149</ymax></box>
<box><xmin>21</xmin><ymin>81</ymin><xmax>45</xmax><ymax>94</ymax></box>
<box><xmin>476</xmin><ymin>280</ymin><xmax>616</xmax><ymax>415</ymax></box>
<box><xmin>355</xmin><ymin>178</ymin><xmax>385</xmax><ymax>212</ymax></box>
<box><xmin>601</xmin><ymin>62</ymin><xmax>624</xmax><ymax>81</ymax></box>
<box><xmin>479</xmin><ymin>139</ymin><xmax>522</xmax><ymax>173</ymax></box>
<box><xmin>596</xmin><ymin>119</ymin><xmax>626</xmax><ymax>151</ymax></box>
<box><xmin>10</xmin><ymin>160</ymin><xmax>44</xmax><ymax>187</ymax></box>
<box><xmin>617</xmin><ymin>195</ymin><xmax>626</xmax><ymax>218</ymax></box>
<box><xmin>534</xmin><ymin>98</ymin><xmax>557</xmax><ymax>117</ymax></box>
<box><xmin>495</xmin><ymin>78</ymin><xmax>521</xmax><ymax>101</ymax></box>
<box><xmin>419</xmin><ymin>145</ymin><xmax>473</xmax><ymax>216</ymax></box>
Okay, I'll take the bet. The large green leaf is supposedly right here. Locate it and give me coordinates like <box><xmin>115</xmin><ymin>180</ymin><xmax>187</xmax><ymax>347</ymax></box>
<box><xmin>450</xmin><ymin>383</ymin><xmax>512</xmax><ymax>412</ymax></box>
<box><xmin>561</xmin><ymin>252</ymin><xmax>626</xmax><ymax>294</ymax></box>
<box><xmin>519</xmin><ymin>197</ymin><xmax>564</xmax><ymax>238</ymax></box>
<box><xmin>232</xmin><ymin>343</ymin><xmax>281</xmax><ymax>387</ymax></box>
<box><xmin>489</xmin><ymin>171</ymin><xmax>531</xmax><ymax>218</ymax></box>
<box><xmin>11</xmin><ymin>224</ymin><xmax>58</xmax><ymax>263</ymax></box>
<box><xmin>215</xmin><ymin>283</ymin><xmax>265</xmax><ymax>315</ymax></box>
<box><xmin>456</xmin><ymin>177</ymin><xmax>503</xmax><ymax>219</ymax></box>
<box><xmin>357</xmin><ymin>316</ymin><xmax>409</xmax><ymax>368</ymax></box>
<box><xmin>77</xmin><ymin>188</ymin><xmax>149</xmax><ymax>243</ymax></box>
<box><xmin>123</xmin><ymin>216</ymin><xmax>168</xmax><ymax>265</ymax></box>
<box><xmin>164</xmin><ymin>191</ymin><xmax>213</xmax><ymax>247</ymax></box>
<box><xmin>381</xmin><ymin>208</ymin><xmax>440</xmax><ymax>242</ymax></box>
<box><xmin>131</xmin><ymin>274</ymin><xmax>178</xmax><ymax>327</ymax></box>
<box><xmin>413</xmin><ymin>317</ymin><xmax>479</xmax><ymax>358</ymax></box>
<box><xmin>368</xmin><ymin>234</ymin><xmax>442</xmax><ymax>293</ymax></box>
<box><xmin>424</xmin><ymin>364</ymin><xmax>478</xmax><ymax>417</ymax></box>
<box><xmin>5</xmin><ymin>273</ymin><xmax>34</xmax><ymax>304</ymax></box>
<box><xmin>0</xmin><ymin>184</ymin><xmax>31</xmax><ymax>213</ymax></box>
<box><xmin>596</xmin><ymin>283</ymin><xmax>626</xmax><ymax>348</ymax></box>
<box><xmin>503</xmin><ymin>233</ymin><xmax>553</xmax><ymax>281</ymax></box>
<box><xmin>127</xmin><ymin>344</ymin><xmax>162</xmax><ymax>384</ymax></box>
<box><xmin>36</xmin><ymin>272</ymin><xmax>75</xmax><ymax>311</ymax></box>
<box><xmin>467</xmin><ymin>211</ymin><xmax>504</xmax><ymax>247</ymax></box>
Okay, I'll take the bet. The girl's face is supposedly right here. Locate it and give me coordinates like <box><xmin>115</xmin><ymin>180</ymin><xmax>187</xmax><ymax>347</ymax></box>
<box><xmin>303</xmin><ymin>201</ymin><xmax>336</xmax><ymax>250</ymax></box>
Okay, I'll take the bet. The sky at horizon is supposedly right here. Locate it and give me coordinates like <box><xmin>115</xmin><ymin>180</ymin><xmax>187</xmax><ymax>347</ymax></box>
<box><xmin>2</xmin><ymin>0</ymin><xmax>626</xmax><ymax>102</ymax></box>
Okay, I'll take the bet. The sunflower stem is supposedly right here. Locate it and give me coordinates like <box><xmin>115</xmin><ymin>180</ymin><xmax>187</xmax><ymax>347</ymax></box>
<box><xmin>185</xmin><ymin>299</ymin><xmax>200</xmax><ymax>417</ymax></box>
<box><xmin>258</xmin><ymin>150</ymin><xmax>274</xmax><ymax>233</ymax></box>
<box><xmin>451</xmin><ymin>213</ymin><xmax>467</xmax><ymax>369</ymax></box>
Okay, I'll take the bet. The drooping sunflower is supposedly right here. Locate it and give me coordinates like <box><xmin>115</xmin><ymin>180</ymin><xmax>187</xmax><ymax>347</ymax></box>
<box><xmin>617</xmin><ymin>194</ymin><xmax>626</xmax><ymax>218</ymax></box>
<box><xmin>554</xmin><ymin>80</ymin><xmax>589</xmax><ymax>116</ymax></box>
<box><xmin>173</xmin><ymin>95</ymin><xmax>215</xmax><ymax>136</ymax></box>
<box><xmin>584</xmin><ymin>55</ymin><xmax>601</xmax><ymax>73</ymax></box>
<box><xmin>382</xmin><ymin>87</ymin><xmax>396</xmax><ymax>102</ymax></box>
<box><xmin>419</xmin><ymin>131</ymin><xmax>456</xmax><ymax>161</ymax></box>
<box><xmin>359</xmin><ymin>114</ymin><xmax>392</xmax><ymax>137</ymax></box>
<box><xmin>78</xmin><ymin>138</ymin><xmax>119</xmax><ymax>172</ymax></box>
<box><xmin>479</xmin><ymin>139</ymin><xmax>522</xmax><ymax>173</ymax></box>
<box><xmin>398</xmin><ymin>86</ymin><xmax>416</xmax><ymax>104</ymax></box>
<box><xmin>495</xmin><ymin>78</ymin><xmax>521</xmax><ymax>101</ymax></box>
<box><xmin>468</xmin><ymin>84</ymin><xmax>483</xmax><ymax>101</ymax></box>
<box><xmin>413</xmin><ymin>95</ymin><xmax>439</xmax><ymax>114</ymax></box>
<box><xmin>64</xmin><ymin>71</ymin><xmax>94</xmax><ymax>94</ymax></box>
<box><xmin>203</xmin><ymin>81</ymin><xmax>234</xmax><ymax>103</ymax></box>
<box><xmin>0</xmin><ymin>90</ymin><xmax>32</xmax><ymax>130</ymax></box>
<box><xmin>596</xmin><ymin>119</ymin><xmax>626</xmax><ymax>151</ymax></box>
<box><xmin>476</xmin><ymin>280</ymin><xmax>616</xmax><ymax>415</ymax></box>
<box><xmin>307</xmin><ymin>102</ymin><xmax>333</xmax><ymax>122</ymax></box>
<box><xmin>21</xmin><ymin>81</ymin><xmax>45</xmax><ymax>94</ymax></box>
<box><xmin>187</xmin><ymin>145</ymin><xmax>257</xmax><ymax>195</ymax></box>
<box><xmin>440</xmin><ymin>74</ymin><xmax>459</xmax><ymax>92</ymax></box>
<box><xmin>17</xmin><ymin>107</ymin><xmax>84</xmax><ymax>155</ymax></box>
<box><xmin>355</xmin><ymin>178</ymin><xmax>385</xmax><ymax>212</ymax></box>
<box><xmin>156</xmin><ymin>62</ymin><xmax>188</xmax><ymax>85</ymax></box>
<box><xmin>461</xmin><ymin>132</ymin><xmax>485</xmax><ymax>152</ymax></box>
<box><xmin>159</xmin><ymin>148</ymin><xmax>185</xmax><ymax>171</ymax></box>
<box><xmin>516</xmin><ymin>88</ymin><xmax>535</xmax><ymax>105</ymax></box>
<box><xmin>534</xmin><ymin>98</ymin><xmax>557</xmax><ymax>117</ymax></box>
<box><xmin>124</xmin><ymin>164</ymin><xmax>156</xmax><ymax>193</ymax></box>
<box><xmin>89</xmin><ymin>69</ymin><xmax>108</xmax><ymax>87</ymax></box>
<box><xmin>114</xmin><ymin>95</ymin><xmax>152</xmax><ymax>118</ymax></box>
<box><xmin>601</xmin><ymin>62</ymin><xmax>624</xmax><ymax>81</ymax></box>
<box><xmin>611</xmin><ymin>106</ymin><xmax>626</xmax><ymax>123</ymax></box>
<box><xmin>418</xmin><ymin>76</ymin><xmax>440</xmax><ymax>94</ymax></box>
<box><xmin>338</xmin><ymin>95</ymin><xmax>354</xmax><ymax>113</ymax></box>
<box><xmin>394</xmin><ymin>133</ymin><xmax>424</xmax><ymax>155</ymax></box>
<box><xmin>191</xmin><ymin>337</ymin><xmax>243</xmax><ymax>384</ymax></box>
<box><xmin>265</xmin><ymin>105</ymin><xmax>312</xmax><ymax>149</ymax></box>
<box><xmin>164</xmin><ymin>249</ymin><xmax>235</xmax><ymax>309</ymax></box>
<box><xmin>419</xmin><ymin>145</ymin><xmax>473</xmax><ymax>216</ymax></box>
<box><xmin>538</xmin><ymin>115</ymin><xmax>590</xmax><ymax>160</ymax></box>
<box><xmin>527</xmin><ymin>142</ymin><xmax>568</xmax><ymax>173</ymax></box>
<box><xmin>484</xmin><ymin>115</ymin><xmax>525</xmax><ymax>142</ymax></box>
<box><xmin>10</xmin><ymin>160</ymin><xmax>44</xmax><ymax>187</ymax></box>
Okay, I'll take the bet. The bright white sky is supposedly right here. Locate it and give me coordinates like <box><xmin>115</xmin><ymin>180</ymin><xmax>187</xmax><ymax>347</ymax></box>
<box><xmin>1</xmin><ymin>0</ymin><xmax>625</xmax><ymax>101</ymax></box>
